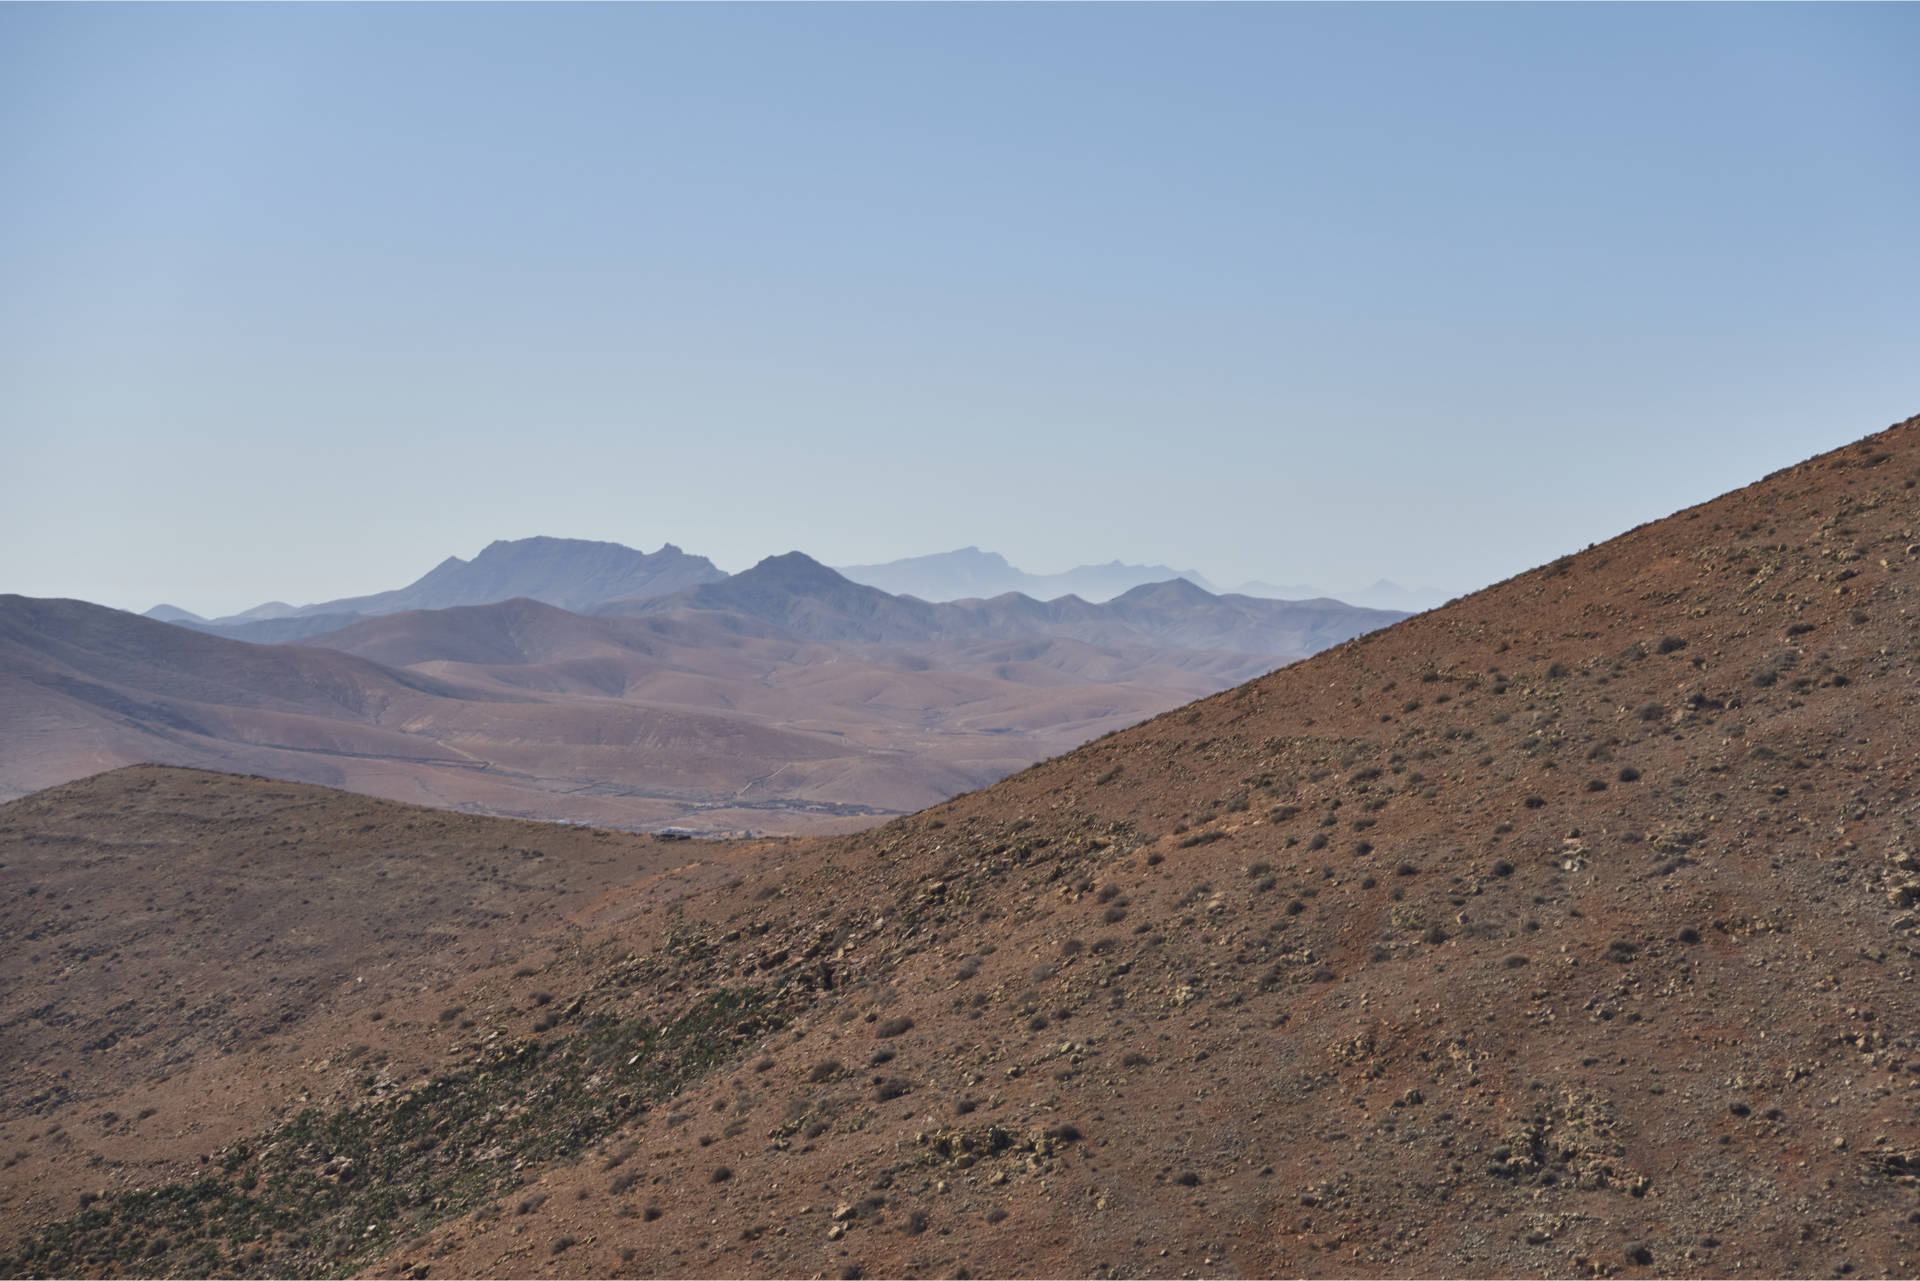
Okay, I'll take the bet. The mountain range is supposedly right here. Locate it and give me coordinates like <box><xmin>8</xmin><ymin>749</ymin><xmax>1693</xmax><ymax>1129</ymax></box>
<box><xmin>144</xmin><ymin>537</ymin><xmax>725</xmax><ymax>637</ymax></box>
<box><xmin>836</xmin><ymin>546</ymin><xmax>1450</xmax><ymax>611</ymax></box>
<box><xmin>599</xmin><ymin>551</ymin><xmax>1398</xmax><ymax>656</ymax></box>
<box><xmin>835</xmin><ymin>546</ymin><xmax>1218</xmax><ymax>602</ymax></box>
<box><xmin>5</xmin><ymin>412</ymin><xmax>1915</xmax><ymax>1280</ymax></box>
<box><xmin>6</xmin><ymin>558</ymin><xmax>1400</xmax><ymax>833</ymax></box>
<box><xmin>146</xmin><ymin>537</ymin><xmax>1447</xmax><ymax>633</ymax></box>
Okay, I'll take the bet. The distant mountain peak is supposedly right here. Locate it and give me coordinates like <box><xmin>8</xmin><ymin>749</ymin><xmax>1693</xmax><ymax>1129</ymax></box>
<box><xmin>142</xmin><ymin>604</ymin><xmax>206</xmax><ymax>624</ymax></box>
<box><xmin>741</xmin><ymin>551</ymin><xmax>848</xmax><ymax>587</ymax></box>
<box><xmin>1113</xmin><ymin>577</ymin><xmax>1215</xmax><ymax>605</ymax></box>
<box><xmin>187</xmin><ymin>537</ymin><xmax>728</xmax><ymax>628</ymax></box>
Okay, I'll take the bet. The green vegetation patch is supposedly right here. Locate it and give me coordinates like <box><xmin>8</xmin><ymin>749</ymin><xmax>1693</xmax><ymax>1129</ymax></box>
<box><xmin>2</xmin><ymin>987</ymin><xmax>782</xmax><ymax>1280</ymax></box>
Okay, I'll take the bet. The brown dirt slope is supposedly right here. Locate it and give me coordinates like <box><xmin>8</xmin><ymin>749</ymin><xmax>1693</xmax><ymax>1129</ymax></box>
<box><xmin>2</xmin><ymin>412</ymin><xmax>1917</xmax><ymax>1280</ymax></box>
<box><xmin>0</xmin><ymin>767</ymin><xmax>781</xmax><ymax>1245</ymax></box>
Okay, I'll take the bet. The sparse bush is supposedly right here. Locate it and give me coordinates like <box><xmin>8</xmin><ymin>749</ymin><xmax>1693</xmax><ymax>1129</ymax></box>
<box><xmin>876</xmin><ymin>1016</ymin><xmax>913</xmax><ymax>1038</ymax></box>
<box><xmin>1656</xmin><ymin>635</ymin><xmax>1687</xmax><ymax>654</ymax></box>
<box><xmin>807</xmin><ymin>1060</ymin><xmax>842</xmax><ymax>1083</ymax></box>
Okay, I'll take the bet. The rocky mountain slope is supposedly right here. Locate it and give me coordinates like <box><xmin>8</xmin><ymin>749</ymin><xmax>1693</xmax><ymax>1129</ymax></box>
<box><xmin>3</xmin><ymin>412</ymin><xmax>1917</xmax><ymax>1281</ymax></box>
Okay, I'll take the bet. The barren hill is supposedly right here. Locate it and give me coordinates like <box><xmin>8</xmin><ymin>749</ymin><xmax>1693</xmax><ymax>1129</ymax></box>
<box><xmin>3</xmin><ymin>413</ymin><xmax>1917</xmax><ymax>1281</ymax></box>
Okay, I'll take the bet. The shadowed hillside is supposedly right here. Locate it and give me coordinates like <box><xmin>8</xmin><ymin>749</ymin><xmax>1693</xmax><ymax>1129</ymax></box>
<box><xmin>3</xmin><ymin>413</ymin><xmax>1917</xmax><ymax>1280</ymax></box>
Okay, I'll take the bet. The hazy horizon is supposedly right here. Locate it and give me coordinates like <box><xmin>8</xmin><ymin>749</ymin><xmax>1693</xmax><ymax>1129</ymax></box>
<box><xmin>119</xmin><ymin>535</ymin><xmax>1442</xmax><ymax>621</ymax></box>
<box><xmin>5</xmin><ymin>5</ymin><xmax>1916</xmax><ymax>616</ymax></box>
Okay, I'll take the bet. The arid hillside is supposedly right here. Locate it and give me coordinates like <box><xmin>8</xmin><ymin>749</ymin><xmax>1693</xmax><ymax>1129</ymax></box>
<box><xmin>2</xmin><ymin>412</ymin><xmax>1917</xmax><ymax>1281</ymax></box>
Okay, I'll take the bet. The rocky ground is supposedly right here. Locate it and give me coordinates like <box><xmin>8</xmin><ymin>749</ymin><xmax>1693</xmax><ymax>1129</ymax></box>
<box><xmin>2</xmin><ymin>413</ymin><xmax>1917</xmax><ymax>1278</ymax></box>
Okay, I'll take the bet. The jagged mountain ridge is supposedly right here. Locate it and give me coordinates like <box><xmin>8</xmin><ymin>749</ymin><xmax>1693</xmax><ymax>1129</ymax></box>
<box><xmin>173</xmin><ymin>537</ymin><xmax>726</xmax><ymax>629</ymax></box>
<box><xmin>602</xmin><ymin>551</ymin><xmax>1404</xmax><ymax>654</ymax></box>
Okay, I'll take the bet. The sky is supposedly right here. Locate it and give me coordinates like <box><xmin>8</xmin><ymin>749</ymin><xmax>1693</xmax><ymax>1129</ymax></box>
<box><xmin>3</xmin><ymin>4</ymin><xmax>1917</xmax><ymax>617</ymax></box>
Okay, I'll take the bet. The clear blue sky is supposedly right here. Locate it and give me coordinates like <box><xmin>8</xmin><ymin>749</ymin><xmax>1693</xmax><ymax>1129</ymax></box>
<box><xmin>4</xmin><ymin>4</ymin><xmax>1916</xmax><ymax>615</ymax></box>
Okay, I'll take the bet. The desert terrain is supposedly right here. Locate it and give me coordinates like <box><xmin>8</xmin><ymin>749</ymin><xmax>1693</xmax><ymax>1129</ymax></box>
<box><xmin>1</xmin><ymin>412</ymin><xmax>1917</xmax><ymax>1279</ymax></box>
